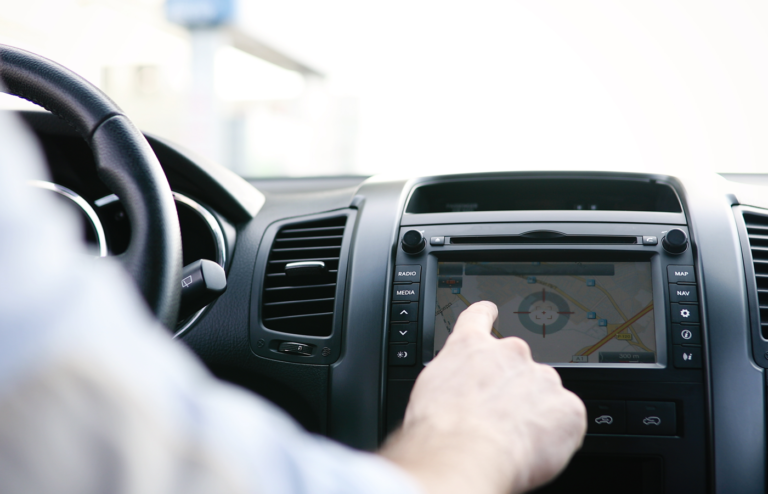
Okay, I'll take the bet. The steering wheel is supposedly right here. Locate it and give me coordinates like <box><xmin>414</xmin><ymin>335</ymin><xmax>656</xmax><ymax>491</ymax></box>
<box><xmin>0</xmin><ymin>45</ymin><xmax>182</xmax><ymax>328</ymax></box>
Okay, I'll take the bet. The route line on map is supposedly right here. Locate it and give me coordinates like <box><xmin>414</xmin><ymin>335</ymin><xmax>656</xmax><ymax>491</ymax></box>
<box><xmin>570</xmin><ymin>275</ymin><xmax>652</xmax><ymax>352</ymax></box>
<box><xmin>577</xmin><ymin>302</ymin><xmax>654</xmax><ymax>357</ymax></box>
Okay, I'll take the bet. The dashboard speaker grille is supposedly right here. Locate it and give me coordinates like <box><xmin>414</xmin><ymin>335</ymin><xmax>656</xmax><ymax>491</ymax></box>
<box><xmin>744</xmin><ymin>212</ymin><xmax>768</xmax><ymax>338</ymax></box>
<box><xmin>261</xmin><ymin>216</ymin><xmax>346</xmax><ymax>337</ymax></box>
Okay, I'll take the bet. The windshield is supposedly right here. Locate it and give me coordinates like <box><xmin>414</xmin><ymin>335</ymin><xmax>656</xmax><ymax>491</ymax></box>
<box><xmin>2</xmin><ymin>0</ymin><xmax>767</xmax><ymax>178</ymax></box>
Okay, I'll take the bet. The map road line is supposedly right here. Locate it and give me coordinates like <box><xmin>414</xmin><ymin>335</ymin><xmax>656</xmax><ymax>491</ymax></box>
<box><xmin>579</xmin><ymin>303</ymin><xmax>654</xmax><ymax>357</ymax></box>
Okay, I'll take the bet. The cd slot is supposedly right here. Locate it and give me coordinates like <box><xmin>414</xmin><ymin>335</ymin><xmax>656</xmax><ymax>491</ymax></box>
<box><xmin>448</xmin><ymin>234</ymin><xmax>639</xmax><ymax>245</ymax></box>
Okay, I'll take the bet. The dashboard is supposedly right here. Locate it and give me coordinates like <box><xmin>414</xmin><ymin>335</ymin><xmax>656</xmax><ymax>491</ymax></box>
<box><xmin>17</xmin><ymin>109</ymin><xmax>768</xmax><ymax>493</ymax></box>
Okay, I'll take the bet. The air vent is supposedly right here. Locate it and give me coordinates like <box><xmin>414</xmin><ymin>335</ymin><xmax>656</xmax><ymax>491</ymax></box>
<box><xmin>261</xmin><ymin>216</ymin><xmax>347</xmax><ymax>337</ymax></box>
<box><xmin>744</xmin><ymin>212</ymin><xmax>768</xmax><ymax>338</ymax></box>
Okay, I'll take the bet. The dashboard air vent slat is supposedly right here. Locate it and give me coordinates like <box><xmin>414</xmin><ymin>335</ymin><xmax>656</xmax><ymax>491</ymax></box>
<box><xmin>743</xmin><ymin>212</ymin><xmax>768</xmax><ymax>338</ymax></box>
<box><xmin>262</xmin><ymin>216</ymin><xmax>347</xmax><ymax>337</ymax></box>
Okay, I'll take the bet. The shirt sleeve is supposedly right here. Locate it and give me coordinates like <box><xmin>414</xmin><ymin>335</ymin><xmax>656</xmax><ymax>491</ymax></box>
<box><xmin>0</xmin><ymin>110</ymin><xmax>423</xmax><ymax>494</ymax></box>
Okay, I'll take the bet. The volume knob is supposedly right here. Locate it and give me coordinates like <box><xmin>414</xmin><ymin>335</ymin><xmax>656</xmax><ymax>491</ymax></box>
<box><xmin>402</xmin><ymin>230</ymin><xmax>426</xmax><ymax>254</ymax></box>
<box><xmin>662</xmin><ymin>228</ymin><xmax>688</xmax><ymax>254</ymax></box>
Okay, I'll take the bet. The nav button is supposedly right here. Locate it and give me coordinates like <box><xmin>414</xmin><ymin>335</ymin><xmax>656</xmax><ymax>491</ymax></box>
<box><xmin>392</xmin><ymin>302</ymin><xmax>419</xmax><ymax>322</ymax></box>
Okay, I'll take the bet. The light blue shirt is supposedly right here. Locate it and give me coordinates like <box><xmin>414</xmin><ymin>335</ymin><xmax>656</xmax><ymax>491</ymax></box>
<box><xmin>0</xmin><ymin>110</ymin><xmax>422</xmax><ymax>494</ymax></box>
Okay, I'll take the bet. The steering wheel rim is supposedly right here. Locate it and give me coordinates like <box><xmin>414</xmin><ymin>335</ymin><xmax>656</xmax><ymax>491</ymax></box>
<box><xmin>0</xmin><ymin>45</ymin><xmax>182</xmax><ymax>328</ymax></box>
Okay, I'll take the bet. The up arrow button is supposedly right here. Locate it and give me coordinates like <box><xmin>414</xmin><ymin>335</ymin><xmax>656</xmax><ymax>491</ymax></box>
<box><xmin>391</xmin><ymin>302</ymin><xmax>419</xmax><ymax>322</ymax></box>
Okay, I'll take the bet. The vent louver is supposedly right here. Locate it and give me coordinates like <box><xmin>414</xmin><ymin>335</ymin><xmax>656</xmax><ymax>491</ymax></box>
<box><xmin>744</xmin><ymin>212</ymin><xmax>768</xmax><ymax>338</ymax></box>
<box><xmin>261</xmin><ymin>216</ymin><xmax>346</xmax><ymax>337</ymax></box>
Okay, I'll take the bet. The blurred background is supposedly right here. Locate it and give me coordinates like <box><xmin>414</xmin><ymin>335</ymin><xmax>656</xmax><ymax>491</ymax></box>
<box><xmin>2</xmin><ymin>0</ymin><xmax>768</xmax><ymax>178</ymax></box>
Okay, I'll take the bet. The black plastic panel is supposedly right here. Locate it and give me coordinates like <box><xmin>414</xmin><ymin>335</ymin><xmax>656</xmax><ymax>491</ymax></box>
<box><xmin>406</xmin><ymin>177</ymin><xmax>682</xmax><ymax>213</ymax></box>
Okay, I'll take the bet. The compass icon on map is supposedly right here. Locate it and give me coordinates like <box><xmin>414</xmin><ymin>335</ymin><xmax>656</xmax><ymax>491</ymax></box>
<box><xmin>515</xmin><ymin>289</ymin><xmax>574</xmax><ymax>337</ymax></box>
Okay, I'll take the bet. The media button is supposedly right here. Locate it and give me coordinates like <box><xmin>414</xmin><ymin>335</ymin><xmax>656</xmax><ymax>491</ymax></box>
<box><xmin>390</xmin><ymin>322</ymin><xmax>417</xmax><ymax>343</ymax></box>
<box><xmin>627</xmin><ymin>401</ymin><xmax>676</xmax><ymax>436</ymax></box>
<box><xmin>585</xmin><ymin>400</ymin><xmax>626</xmax><ymax>434</ymax></box>
<box><xmin>393</xmin><ymin>283</ymin><xmax>420</xmax><ymax>302</ymax></box>
<box><xmin>667</xmin><ymin>265</ymin><xmax>695</xmax><ymax>283</ymax></box>
<box><xmin>671</xmin><ymin>303</ymin><xmax>699</xmax><ymax>323</ymax></box>
<box><xmin>391</xmin><ymin>302</ymin><xmax>419</xmax><ymax>322</ymax></box>
<box><xmin>394</xmin><ymin>265</ymin><xmax>421</xmax><ymax>283</ymax></box>
<box><xmin>672</xmin><ymin>324</ymin><xmax>701</xmax><ymax>345</ymax></box>
<box><xmin>669</xmin><ymin>284</ymin><xmax>698</xmax><ymax>303</ymax></box>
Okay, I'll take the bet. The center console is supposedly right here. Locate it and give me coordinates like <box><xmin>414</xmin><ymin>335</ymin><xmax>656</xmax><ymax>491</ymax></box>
<box><xmin>383</xmin><ymin>176</ymin><xmax>708</xmax><ymax>493</ymax></box>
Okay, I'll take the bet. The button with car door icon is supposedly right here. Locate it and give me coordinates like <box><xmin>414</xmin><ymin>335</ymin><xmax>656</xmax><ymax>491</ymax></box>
<box><xmin>585</xmin><ymin>400</ymin><xmax>626</xmax><ymax>434</ymax></box>
<box><xmin>627</xmin><ymin>401</ymin><xmax>676</xmax><ymax>436</ymax></box>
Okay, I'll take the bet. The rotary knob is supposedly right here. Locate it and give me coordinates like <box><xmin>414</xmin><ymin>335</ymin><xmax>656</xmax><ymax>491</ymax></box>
<box><xmin>402</xmin><ymin>230</ymin><xmax>426</xmax><ymax>254</ymax></box>
<box><xmin>662</xmin><ymin>228</ymin><xmax>688</xmax><ymax>254</ymax></box>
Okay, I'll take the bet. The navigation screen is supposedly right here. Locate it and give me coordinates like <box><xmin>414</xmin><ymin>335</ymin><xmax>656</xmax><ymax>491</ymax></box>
<box><xmin>434</xmin><ymin>262</ymin><xmax>656</xmax><ymax>364</ymax></box>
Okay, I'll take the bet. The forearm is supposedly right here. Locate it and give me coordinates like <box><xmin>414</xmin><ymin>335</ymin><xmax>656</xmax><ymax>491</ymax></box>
<box><xmin>381</xmin><ymin>421</ymin><xmax>515</xmax><ymax>494</ymax></box>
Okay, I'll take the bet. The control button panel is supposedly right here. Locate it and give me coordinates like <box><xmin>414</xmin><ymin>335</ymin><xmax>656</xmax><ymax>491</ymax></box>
<box><xmin>585</xmin><ymin>400</ymin><xmax>678</xmax><ymax>436</ymax></box>
<box><xmin>391</xmin><ymin>264</ymin><xmax>424</xmax><ymax>367</ymax></box>
<box><xmin>627</xmin><ymin>401</ymin><xmax>677</xmax><ymax>436</ymax></box>
<box><xmin>667</xmin><ymin>263</ymin><xmax>703</xmax><ymax>369</ymax></box>
<box><xmin>585</xmin><ymin>400</ymin><xmax>626</xmax><ymax>434</ymax></box>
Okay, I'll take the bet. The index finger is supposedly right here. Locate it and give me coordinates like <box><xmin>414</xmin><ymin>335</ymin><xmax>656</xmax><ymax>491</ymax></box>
<box><xmin>451</xmin><ymin>301</ymin><xmax>499</xmax><ymax>337</ymax></box>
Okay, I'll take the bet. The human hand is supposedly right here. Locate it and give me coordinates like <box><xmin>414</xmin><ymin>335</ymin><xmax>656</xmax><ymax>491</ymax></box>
<box><xmin>381</xmin><ymin>301</ymin><xmax>586</xmax><ymax>494</ymax></box>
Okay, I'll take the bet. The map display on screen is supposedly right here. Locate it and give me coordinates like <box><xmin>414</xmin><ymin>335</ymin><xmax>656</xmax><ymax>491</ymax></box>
<box><xmin>434</xmin><ymin>262</ymin><xmax>656</xmax><ymax>364</ymax></box>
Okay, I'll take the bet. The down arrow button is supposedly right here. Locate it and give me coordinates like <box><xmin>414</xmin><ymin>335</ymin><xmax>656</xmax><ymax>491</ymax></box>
<box><xmin>390</xmin><ymin>322</ymin><xmax>417</xmax><ymax>342</ymax></box>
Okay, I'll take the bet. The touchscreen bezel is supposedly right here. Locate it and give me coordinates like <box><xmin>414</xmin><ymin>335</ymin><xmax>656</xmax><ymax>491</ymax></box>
<box><xmin>421</xmin><ymin>250</ymin><xmax>668</xmax><ymax>369</ymax></box>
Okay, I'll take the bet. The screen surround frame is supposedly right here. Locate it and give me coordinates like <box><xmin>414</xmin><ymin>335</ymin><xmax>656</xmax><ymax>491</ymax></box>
<box><xmin>421</xmin><ymin>249</ymin><xmax>668</xmax><ymax>369</ymax></box>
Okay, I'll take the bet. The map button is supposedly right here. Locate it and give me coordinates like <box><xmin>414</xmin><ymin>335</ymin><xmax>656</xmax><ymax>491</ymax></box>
<box><xmin>390</xmin><ymin>322</ymin><xmax>417</xmax><ymax>343</ymax></box>
<box><xmin>585</xmin><ymin>400</ymin><xmax>626</xmax><ymax>434</ymax></box>
<box><xmin>672</xmin><ymin>324</ymin><xmax>701</xmax><ymax>345</ymax></box>
<box><xmin>627</xmin><ymin>401</ymin><xmax>676</xmax><ymax>436</ymax></box>
<box><xmin>671</xmin><ymin>303</ymin><xmax>699</xmax><ymax>323</ymax></box>
<box><xmin>667</xmin><ymin>265</ymin><xmax>695</xmax><ymax>283</ymax></box>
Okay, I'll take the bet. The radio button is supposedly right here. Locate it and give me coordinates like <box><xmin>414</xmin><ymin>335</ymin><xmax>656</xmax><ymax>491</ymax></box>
<box><xmin>671</xmin><ymin>303</ymin><xmax>699</xmax><ymax>323</ymax></box>
<box><xmin>394</xmin><ymin>265</ymin><xmax>421</xmax><ymax>283</ymax></box>
<box><xmin>392</xmin><ymin>302</ymin><xmax>419</xmax><ymax>322</ymax></box>
<box><xmin>393</xmin><ymin>283</ymin><xmax>420</xmax><ymax>302</ymax></box>
<box><xmin>667</xmin><ymin>265</ymin><xmax>695</xmax><ymax>283</ymax></box>
<box><xmin>672</xmin><ymin>324</ymin><xmax>701</xmax><ymax>345</ymax></box>
<box><xmin>669</xmin><ymin>284</ymin><xmax>698</xmax><ymax>303</ymax></box>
